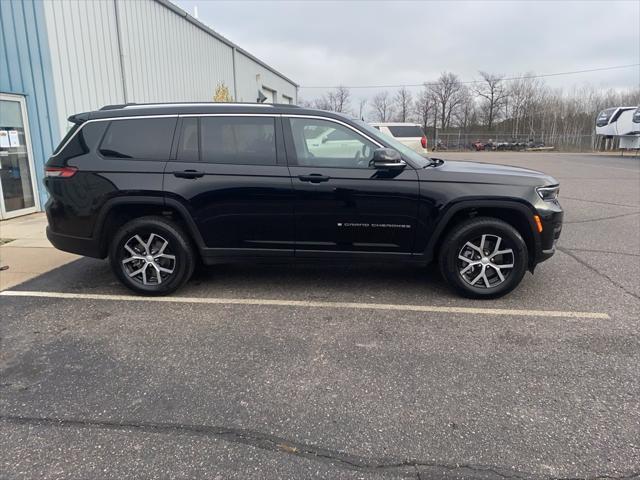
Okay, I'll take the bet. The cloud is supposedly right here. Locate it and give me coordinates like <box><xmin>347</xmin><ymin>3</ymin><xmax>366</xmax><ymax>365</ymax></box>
<box><xmin>175</xmin><ymin>0</ymin><xmax>640</xmax><ymax>95</ymax></box>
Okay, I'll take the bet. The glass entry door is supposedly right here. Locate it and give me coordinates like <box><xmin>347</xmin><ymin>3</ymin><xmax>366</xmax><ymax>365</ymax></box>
<box><xmin>0</xmin><ymin>94</ymin><xmax>39</xmax><ymax>219</ymax></box>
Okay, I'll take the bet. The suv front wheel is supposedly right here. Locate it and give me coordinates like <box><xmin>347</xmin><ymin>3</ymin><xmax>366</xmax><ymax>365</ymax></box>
<box><xmin>438</xmin><ymin>217</ymin><xmax>528</xmax><ymax>299</ymax></box>
<box><xmin>109</xmin><ymin>216</ymin><xmax>196</xmax><ymax>295</ymax></box>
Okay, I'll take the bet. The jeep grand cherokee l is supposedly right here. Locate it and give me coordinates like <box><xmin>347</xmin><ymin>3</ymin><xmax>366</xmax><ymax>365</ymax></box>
<box><xmin>45</xmin><ymin>103</ymin><xmax>563</xmax><ymax>298</ymax></box>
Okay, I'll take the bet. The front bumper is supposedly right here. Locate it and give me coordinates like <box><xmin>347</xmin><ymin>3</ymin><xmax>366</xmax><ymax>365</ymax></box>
<box><xmin>535</xmin><ymin>202</ymin><xmax>563</xmax><ymax>264</ymax></box>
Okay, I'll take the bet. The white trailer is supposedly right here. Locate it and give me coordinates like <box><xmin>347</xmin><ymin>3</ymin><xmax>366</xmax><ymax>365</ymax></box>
<box><xmin>595</xmin><ymin>106</ymin><xmax>640</xmax><ymax>149</ymax></box>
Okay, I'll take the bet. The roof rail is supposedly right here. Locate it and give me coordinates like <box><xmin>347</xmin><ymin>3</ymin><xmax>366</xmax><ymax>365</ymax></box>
<box><xmin>122</xmin><ymin>102</ymin><xmax>277</xmax><ymax>109</ymax></box>
<box><xmin>97</xmin><ymin>102</ymin><xmax>302</xmax><ymax>112</ymax></box>
<box><xmin>100</xmin><ymin>104</ymin><xmax>137</xmax><ymax>110</ymax></box>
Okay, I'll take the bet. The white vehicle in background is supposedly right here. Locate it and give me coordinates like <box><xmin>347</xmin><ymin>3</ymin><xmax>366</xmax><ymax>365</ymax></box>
<box><xmin>595</xmin><ymin>106</ymin><xmax>640</xmax><ymax>149</ymax></box>
<box><xmin>370</xmin><ymin>123</ymin><xmax>429</xmax><ymax>155</ymax></box>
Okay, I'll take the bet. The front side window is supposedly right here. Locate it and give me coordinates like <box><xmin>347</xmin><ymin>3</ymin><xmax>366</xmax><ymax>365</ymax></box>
<box><xmin>354</xmin><ymin>119</ymin><xmax>431</xmax><ymax>168</ymax></box>
<box><xmin>289</xmin><ymin>118</ymin><xmax>376</xmax><ymax>168</ymax></box>
<box><xmin>99</xmin><ymin>118</ymin><xmax>176</xmax><ymax>160</ymax></box>
<box><xmin>200</xmin><ymin>116</ymin><xmax>276</xmax><ymax>165</ymax></box>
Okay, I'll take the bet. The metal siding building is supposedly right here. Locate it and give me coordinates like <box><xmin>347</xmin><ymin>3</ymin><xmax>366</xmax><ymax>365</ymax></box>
<box><xmin>0</xmin><ymin>0</ymin><xmax>298</xmax><ymax>219</ymax></box>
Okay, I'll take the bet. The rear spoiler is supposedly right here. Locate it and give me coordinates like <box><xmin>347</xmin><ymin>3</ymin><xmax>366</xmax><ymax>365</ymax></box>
<box><xmin>67</xmin><ymin>112</ymin><xmax>90</xmax><ymax>124</ymax></box>
<box><xmin>68</xmin><ymin>103</ymin><xmax>140</xmax><ymax>124</ymax></box>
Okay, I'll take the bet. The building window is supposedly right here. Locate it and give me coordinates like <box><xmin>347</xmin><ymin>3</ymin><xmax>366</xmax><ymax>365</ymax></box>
<box><xmin>261</xmin><ymin>86</ymin><xmax>277</xmax><ymax>103</ymax></box>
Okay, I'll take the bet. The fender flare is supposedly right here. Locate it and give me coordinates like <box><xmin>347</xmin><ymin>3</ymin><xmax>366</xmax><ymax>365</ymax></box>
<box><xmin>423</xmin><ymin>199</ymin><xmax>540</xmax><ymax>263</ymax></box>
<box><xmin>93</xmin><ymin>196</ymin><xmax>206</xmax><ymax>256</ymax></box>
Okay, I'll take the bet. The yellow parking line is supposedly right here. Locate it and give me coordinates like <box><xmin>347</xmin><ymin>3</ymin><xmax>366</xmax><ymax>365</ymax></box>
<box><xmin>0</xmin><ymin>290</ymin><xmax>610</xmax><ymax>319</ymax></box>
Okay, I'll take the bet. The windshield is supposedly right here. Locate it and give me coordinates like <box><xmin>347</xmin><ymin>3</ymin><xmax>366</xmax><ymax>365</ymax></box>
<box><xmin>352</xmin><ymin>119</ymin><xmax>432</xmax><ymax>167</ymax></box>
<box><xmin>596</xmin><ymin>108</ymin><xmax>616</xmax><ymax>127</ymax></box>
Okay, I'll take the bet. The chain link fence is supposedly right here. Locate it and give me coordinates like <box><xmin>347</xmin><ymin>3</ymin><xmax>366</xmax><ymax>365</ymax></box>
<box><xmin>426</xmin><ymin>132</ymin><xmax>603</xmax><ymax>152</ymax></box>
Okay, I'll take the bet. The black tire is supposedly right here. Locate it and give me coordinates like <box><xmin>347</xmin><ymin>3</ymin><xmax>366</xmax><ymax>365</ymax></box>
<box><xmin>109</xmin><ymin>216</ymin><xmax>196</xmax><ymax>295</ymax></box>
<box><xmin>438</xmin><ymin>217</ymin><xmax>528</xmax><ymax>299</ymax></box>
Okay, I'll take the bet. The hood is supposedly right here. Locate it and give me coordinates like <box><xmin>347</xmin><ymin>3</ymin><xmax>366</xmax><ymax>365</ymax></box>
<box><xmin>417</xmin><ymin>160</ymin><xmax>557</xmax><ymax>187</ymax></box>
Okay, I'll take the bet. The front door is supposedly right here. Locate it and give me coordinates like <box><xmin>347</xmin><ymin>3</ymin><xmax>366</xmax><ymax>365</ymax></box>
<box><xmin>284</xmin><ymin>116</ymin><xmax>420</xmax><ymax>257</ymax></box>
<box><xmin>0</xmin><ymin>94</ymin><xmax>39</xmax><ymax>219</ymax></box>
<box><xmin>163</xmin><ymin>115</ymin><xmax>294</xmax><ymax>259</ymax></box>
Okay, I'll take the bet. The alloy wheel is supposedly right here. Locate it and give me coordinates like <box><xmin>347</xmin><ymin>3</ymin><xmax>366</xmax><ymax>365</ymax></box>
<box><xmin>121</xmin><ymin>233</ymin><xmax>176</xmax><ymax>286</ymax></box>
<box><xmin>457</xmin><ymin>234</ymin><xmax>515</xmax><ymax>288</ymax></box>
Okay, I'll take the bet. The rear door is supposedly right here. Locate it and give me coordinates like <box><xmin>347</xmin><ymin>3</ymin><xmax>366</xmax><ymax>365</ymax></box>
<box><xmin>163</xmin><ymin>115</ymin><xmax>294</xmax><ymax>258</ymax></box>
<box><xmin>284</xmin><ymin>116</ymin><xmax>419</xmax><ymax>257</ymax></box>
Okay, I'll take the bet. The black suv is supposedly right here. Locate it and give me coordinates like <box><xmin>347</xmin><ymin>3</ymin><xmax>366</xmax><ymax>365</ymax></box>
<box><xmin>45</xmin><ymin>103</ymin><xmax>562</xmax><ymax>298</ymax></box>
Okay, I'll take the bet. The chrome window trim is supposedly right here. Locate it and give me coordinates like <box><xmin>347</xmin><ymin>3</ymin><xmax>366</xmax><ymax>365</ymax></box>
<box><xmin>178</xmin><ymin>113</ymin><xmax>280</xmax><ymax>118</ymax></box>
<box><xmin>52</xmin><ymin>113</ymin><xmax>384</xmax><ymax>158</ymax></box>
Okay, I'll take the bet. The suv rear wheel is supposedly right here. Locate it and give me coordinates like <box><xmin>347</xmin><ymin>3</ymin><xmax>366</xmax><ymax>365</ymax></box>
<box><xmin>109</xmin><ymin>216</ymin><xmax>195</xmax><ymax>295</ymax></box>
<box><xmin>438</xmin><ymin>217</ymin><xmax>528</xmax><ymax>299</ymax></box>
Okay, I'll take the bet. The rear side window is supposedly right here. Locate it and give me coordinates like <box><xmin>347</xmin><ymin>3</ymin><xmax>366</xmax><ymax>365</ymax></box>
<box><xmin>99</xmin><ymin>118</ymin><xmax>177</xmax><ymax>160</ymax></box>
<box><xmin>387</xmin><ymin>125</ymin><xmax>424</xmax><ymax>137</ymax></box>
<box><xmin>52</xmin><ymin>124</ymin><xmax>80</xmax><ymax>156</ymax></box>
<box><xmin>52</xmin><ymin>122</ymin><xmax>108</xmax><ymax>161</ymax></box>
<box><xmin>200</xmin><ymin>116</ymin><xmax>276</xmax><ymax>165</ymax></box>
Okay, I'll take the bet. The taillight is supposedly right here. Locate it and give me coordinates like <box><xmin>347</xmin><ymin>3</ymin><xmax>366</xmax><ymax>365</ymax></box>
<box><xmin>45</xmin><ymin>166</ymin><xmax>78</xmax><ymax>178</ymax></box>
<box><xmin>421</xmin><ymin>136</ymin><xmax>427</xmax><ymax>149</ymax></box>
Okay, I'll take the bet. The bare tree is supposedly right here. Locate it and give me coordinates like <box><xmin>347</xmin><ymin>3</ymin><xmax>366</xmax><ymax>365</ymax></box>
<box><xmin>316</xmin><ymin>73</ymin><xmax>640</xmax><ymax>151</ymax></box>
<box><xmin>452</xmin><ymin>86</ymin><xmax>477</xmax><ymax>131</ymax></box>
<box><xmin>371</xmin><ymin>91</ymin><xmax>394</xmax><ymax>122</ymax></box>
<box><xmin>505</xmin><ymin>75</ymin><xmax>545</xmax><ymax>136</ymax></box>
<box><xmin>331</xmin><ymin>86</ymin><xmax>351</xmax><ymax>113</ymax></box>
<box><xmin>312</xmin><ymin>86</ymin><xmax>351</xmax><ymax>113</ymax></box>
<box><xmin>414</xmin><ymin>88</ymin><xmax>435</xmax><ymax>134</ymax></box>
<box><xmin>474</xmin><ymin>71</ymin><xmax>508</xmax><ymax>130</ymax></box>
<box><xmin>394</xmin><ymin>87</ymin><xmax>413</xmax><ymax>122</ymax></box>
<box><xmin>428</xmin><ymin>72</ymin><xmax>464</xmax><ymax>129</ymax></box>
<box><xmin>313</xmin><ymin>95</ymin><xmax>333</xmax><ymax>111</ymax></box>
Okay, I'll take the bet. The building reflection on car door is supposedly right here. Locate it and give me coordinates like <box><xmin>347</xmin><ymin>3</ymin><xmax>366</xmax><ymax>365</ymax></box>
<box><xmin>163</xmin><ymin>115</ymin><xmax>295</xmax><ymax>260</ymax></box>
<box><xmin>283</xmin><ymin>116</ymin><xmax>419</xmax><ymax>259</ymax></box>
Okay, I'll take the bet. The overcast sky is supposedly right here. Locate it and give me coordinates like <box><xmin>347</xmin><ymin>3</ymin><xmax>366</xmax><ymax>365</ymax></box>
<box><xmin>174</xmin><ymin>0</ymin><xmax>639</xmax><ymax>101</ymax></box>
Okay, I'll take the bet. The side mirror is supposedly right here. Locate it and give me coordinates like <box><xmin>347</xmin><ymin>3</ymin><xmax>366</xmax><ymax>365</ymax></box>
<box><xmin>371</xmin><ymin>148</ymin><xmax>406</xmax><ymax>169</ymax></box>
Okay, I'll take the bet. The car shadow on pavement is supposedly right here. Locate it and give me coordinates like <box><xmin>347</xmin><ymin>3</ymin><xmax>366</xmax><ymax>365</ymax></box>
<box><xmin>5</xmin><ymin>256</ymin><xmax>455</xmax><ymax>299</ymax></box>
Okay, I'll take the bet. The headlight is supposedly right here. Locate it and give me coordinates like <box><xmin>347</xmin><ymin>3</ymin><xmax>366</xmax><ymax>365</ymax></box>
<box><xmin>536</xmin><ymin>185</ymin><xmax>559</xmax><ymax>201</ymax></box>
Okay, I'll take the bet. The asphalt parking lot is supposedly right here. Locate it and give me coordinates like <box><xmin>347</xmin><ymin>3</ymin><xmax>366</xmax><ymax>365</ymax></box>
<box><xmin>1</xmin><ymin>152</ymin><xmax>639</xmax><ymax>480</ymax></box>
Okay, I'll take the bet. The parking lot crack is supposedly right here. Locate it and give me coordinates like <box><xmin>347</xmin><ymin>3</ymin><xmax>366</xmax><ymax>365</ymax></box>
<box><xmin>560</xmin><ymin>247</ymin><xmax>640</xmax><ymax>258</ymax></box>
<box><xmin>1</xmin><ymin>414</ymin><xmax>637</xmax><ymax>479</ymax></box>
<box><xmin>560</xmin><ymin>196</ymin><xmax>640</xmax><ymax>209</ymax></box>
<box><xmin>564</xmin><ymin>211</ymin><xmax>640</xmax><ymax>224</ymax></box>
<box><xmin>558</xmin><ymin>247</ymin><xmax>640</xmax><ymax>301</ymax></box>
